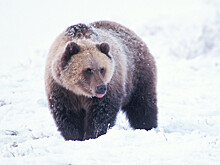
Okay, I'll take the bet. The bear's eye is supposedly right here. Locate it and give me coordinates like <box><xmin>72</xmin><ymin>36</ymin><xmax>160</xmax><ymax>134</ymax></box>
<box><xmin>86</xmin><ymin>68</ymin><xmax>94</xmax><ymax>74</ymax></box>
<box><xmin>100</xmin><ymin>68</ymin><xmax>105</xmax><ymax>75</ymax></box>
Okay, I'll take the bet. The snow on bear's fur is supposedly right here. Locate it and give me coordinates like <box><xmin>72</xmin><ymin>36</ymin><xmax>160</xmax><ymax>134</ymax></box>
<box><xmin>45</xmin><ymin>21</ymin><xmax>158</xmax><ymax>141</ymax></box>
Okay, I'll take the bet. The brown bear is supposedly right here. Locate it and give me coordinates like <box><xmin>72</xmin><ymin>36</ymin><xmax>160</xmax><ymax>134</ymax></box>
<box><xmin>45</xmin><ymin>21</ymin><xmax>158</xmax><ymax>141</ymax></box>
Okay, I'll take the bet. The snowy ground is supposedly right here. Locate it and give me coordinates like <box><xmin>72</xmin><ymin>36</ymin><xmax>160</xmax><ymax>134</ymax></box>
<box><xmin>0</xmin><ymin>0</ymin><xmax>220</xmax><ymax>164</ymax></box>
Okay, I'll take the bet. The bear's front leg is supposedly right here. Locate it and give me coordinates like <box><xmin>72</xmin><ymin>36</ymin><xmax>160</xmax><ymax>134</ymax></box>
<box><xmin>49</xmin><ymin>93</ymin><xmax>85</xmax><ymax>141</ymax></box>
<box><xmin>85</xmin><ymin>95</ymin><xmax>120</xmax><ymax>140</ymax></box>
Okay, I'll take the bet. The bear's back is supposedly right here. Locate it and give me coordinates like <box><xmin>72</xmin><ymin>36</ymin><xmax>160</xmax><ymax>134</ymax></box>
<box><xmin>90</xmin><ymin>21</ymin><xmax>148</xmax><ymax>59</ymax></box>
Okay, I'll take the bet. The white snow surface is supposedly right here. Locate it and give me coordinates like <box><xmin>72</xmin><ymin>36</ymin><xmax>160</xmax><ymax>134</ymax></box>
<box><xmin>1</xmin><ymin>0</ymin><xmax>220</xmax><ymax>164</ymax></box>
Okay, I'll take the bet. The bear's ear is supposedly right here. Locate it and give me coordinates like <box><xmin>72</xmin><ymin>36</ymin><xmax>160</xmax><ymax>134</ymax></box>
<box><xmin>61</xmin><ymin>42</ymin><xmax>80</xmax><ymax>68</ymax></box>
<box><xmin>96</xmin><ymin>43</ymin><xmax>111</xmax><ymax>59</ymax></box>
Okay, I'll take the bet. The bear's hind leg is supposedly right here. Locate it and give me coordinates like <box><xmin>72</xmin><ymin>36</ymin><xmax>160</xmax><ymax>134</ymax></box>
<box><xmin>122</xmin><ymin>82</ymin><xmax>158</xmax><ymax>130</ymax></box>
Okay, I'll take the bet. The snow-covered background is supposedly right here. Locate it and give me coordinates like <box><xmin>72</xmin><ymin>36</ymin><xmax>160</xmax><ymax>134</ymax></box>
<box><xmin>0</xmin><ymin>0</ymin><xmax>220</xmax><ymax>164</ymax></box>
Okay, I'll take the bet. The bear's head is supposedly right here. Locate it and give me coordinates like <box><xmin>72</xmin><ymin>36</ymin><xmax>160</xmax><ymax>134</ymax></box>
<box><xmin>52</xmin><ymin>40</ymin><xmax>115</xmax><ymax>98</ymax></box>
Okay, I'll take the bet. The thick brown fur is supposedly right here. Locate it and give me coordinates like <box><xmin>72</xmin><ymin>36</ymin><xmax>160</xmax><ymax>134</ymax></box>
<box><xmin>45</xmin><ymin>20</ymin><xmax>158</xmax><ymax>141</ymax></box>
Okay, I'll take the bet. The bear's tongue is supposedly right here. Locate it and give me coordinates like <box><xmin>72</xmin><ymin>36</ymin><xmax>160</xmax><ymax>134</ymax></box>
<box><xmin>96</xmin><ymin>94</ymin><xmax>105</xmax><ymax>98</ymax></box>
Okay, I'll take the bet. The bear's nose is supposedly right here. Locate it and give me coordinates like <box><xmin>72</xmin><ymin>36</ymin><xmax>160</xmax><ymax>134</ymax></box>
<box><xmin>96</xmin><ymin>85</ymin><xmax>107</xmax><ymax>94</ymax></box>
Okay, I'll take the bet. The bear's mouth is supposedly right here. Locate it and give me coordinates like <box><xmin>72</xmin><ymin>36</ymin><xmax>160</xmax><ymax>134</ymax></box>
<box><xmin>96</xmin><ymin>93</ymin><xmax>106</xmax><ymax>98</ymax></box>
